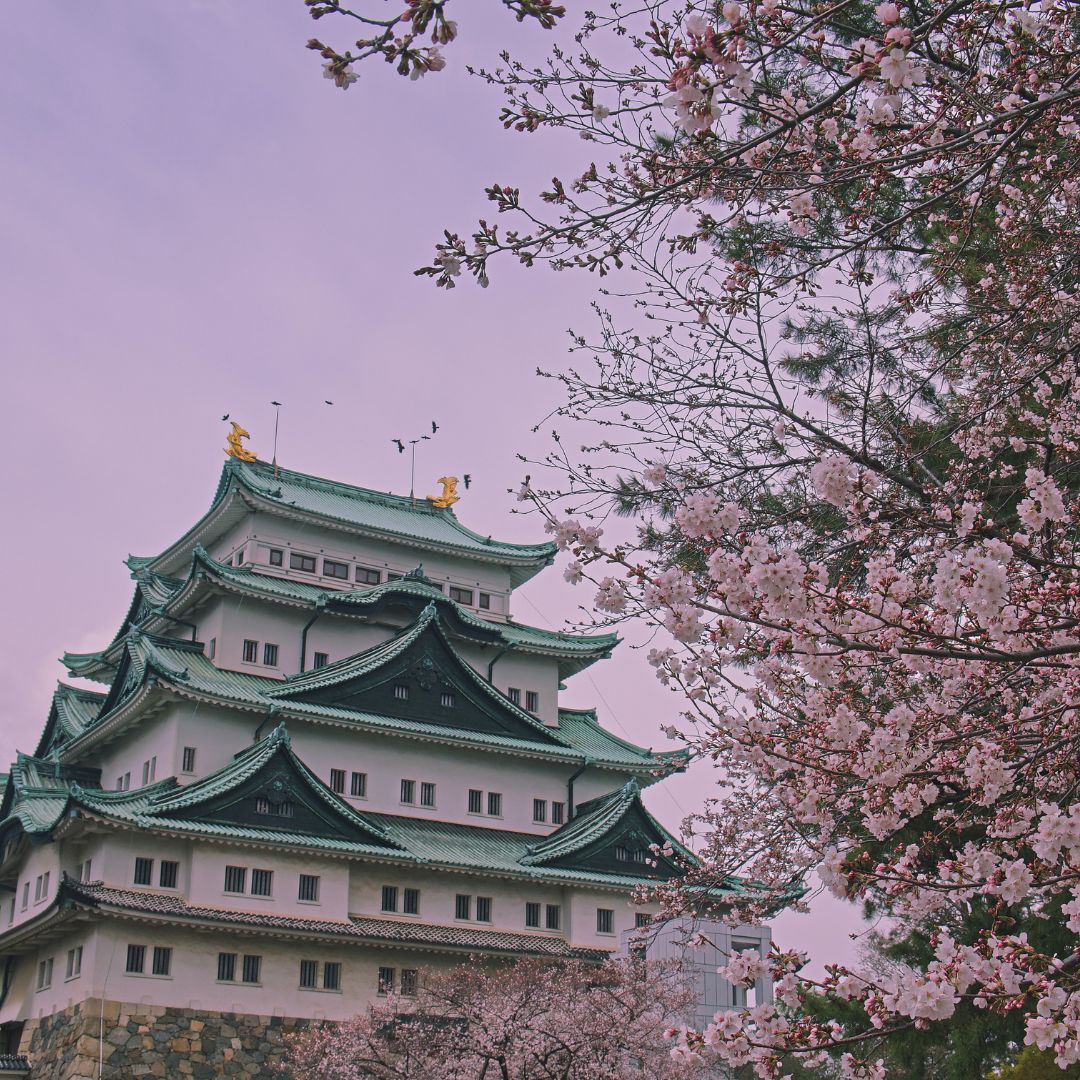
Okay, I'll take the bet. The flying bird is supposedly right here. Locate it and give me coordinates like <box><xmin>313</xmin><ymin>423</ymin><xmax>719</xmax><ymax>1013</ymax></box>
<box><xmin>431</xmin><ymin>421</ymin><xmax>439</xmax><ymax>434</ymax></box>
<box><xmin>463</xmin><ymin>474</ymin><xmax>472</xmax><ymax>489</ymax></box>
<box><xmin>324</xmin><ymin>400</ymin><xmax>334</xmax><ymax>405</ymax></box>
<box><xmin>392</xmin><ymin>439</ymin><xmax>405</xmax><ymax>454</ymax></box>
<box><xmin>271</xmin><ymin>400</ymin><xmax>282</xmax><ymax>407</ymax></box>
<box><xmin>221</xmin><ymin>414</ymin><xmax>230</xmax><ymax>421</ymax></box>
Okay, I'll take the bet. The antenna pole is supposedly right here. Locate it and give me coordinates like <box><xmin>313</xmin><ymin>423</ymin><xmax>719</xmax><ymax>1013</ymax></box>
<box><xmin>272</xmin><ymin>404</ymin><xmax>281</xmax><ymax>477</ymax></box>
<box><xmin>410</xmin><ymin>441</ymin><xmax>417</xmax><ymax>508</ymax></box>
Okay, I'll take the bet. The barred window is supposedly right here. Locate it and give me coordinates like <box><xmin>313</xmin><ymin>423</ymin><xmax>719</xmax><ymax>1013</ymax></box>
<box><xmin>597</xmin><ymin>908</ymin><xmax>615</xmax><ymax>934</ymax></box>
<box><xmin>152</xmin><ymin>946</ymin><xmax>172</xmax><ymax>976</ymax></box>
<box><xmin>299</xmin><ymin>874</ymin><xmax>320</xmax><ymax>903</ymax></box>
<box><xmin>551</xmin><ymin>801</ymin><xmax>565</xmax><ymax>825</ymax></box>
<box><xmin>351</xmin><ymin>771</ymin><xmax>367</xmax><ymax>797</ymax></box>
<box><xmin>242</xmin><ymin>955</ymin><xmax>261</xmax><ymax>984</ymax></box>
<box><xmin>323</xmin><ymin>962</ymin><xmax>341</xmax><ymax>991</ymax></box>
<box><xmin>224</xmin><ymin>865</ymin><xmax>247</xmax><ymax>894</ymax></box>
<box><xmin>468</xmin><ymin>789</ymin><xmax>483</xmax><ymax>814</ymax></box>
<box><xmin>381</xmin><ymin>885</ymin><xmax>398</xmax><ymax>913</ymax></box>
<box><xmin>251</xmin><ymin>869</ymin><xmax>273</xmax><ymax>897</ymax></box>
<box><xmin>313</xmin><ymin>651</ymin><xmax>330</xmax><ymax>669</ymax></box>
<box><xmin>400</xmin><ymin>779</ymin><xmax>416</xmax><ymax>804</ymax></box>
<box><xmin>393</xmin><ymin>684</ymin><xmax>409</xmax><ymax>701</ymax></box>
<box><xmin>487</xmin><ymin>792</ymin><xmax>502</xmax><ymax>817</ymax></box>
<box><xmin>508</xmin><ymin>687</ymin><xmax>521</xmax><ymax>706</ymax></box>
<box><xmin>181</xmin><ymin>746</ymin><xmax>197</xmax><ymax>773</ymax></box>
<box><xmin>455</xmin><ymin>894</ymin><xmax>471</xmax><ymax>920</ymax></box>
<box><xmin>476</xmin><ymin>896</ymin><xmax>492</xmax><ymax>923</ymax></box>
<box><xmin>242</xmin><ymin>639</ymin><xmax>259</xmax><ymax>663</ymax></box>
<box><xmin>440</xmin><ymin>691</ymin><xmax>456</xmax><ymax>708</ymax></box>
<box><xmin>420</xmin><ymin>782</ymin><xmax>436</xmax><ymax>807</ymax></box>
<box><xmin>299</xmin><ymin>959</ymin><xmax>318</xmax><ymax>989</ymax></box>
<box><xmin>546</xmin><ymin>904</ymin><xmax>561</xmax><ymax>931</ymax></box>
<box><xmin>159</xmin><ymin>860</ymin><xmax>179</xmax><ymax>889</ymax></box>
<box><xmin>525</xmin><ymin>902</ymin><xmax>541</xmax><ymax>928</ymax></box>
<box><xmin>533</xmin><ymin>799</ymin><xmax>546</xmax><ymax>823</ymax></box>
<box><xmin>377</xmin><ymin>966</ymin><xmax>395</xmax><ymax>995</ymax></box>
<box><xmin>330</xmin><ymin>768</ymin><xmax>346</xmax><ymax>794</ymax></box>
<box><xmin>525</xmin><ymin>691</ymin><xmax>540</xmax><ymax>713</ymax></box>
<box><xmin>125</xmin><ymin>944</ymin><xmax>146</xmax><ymax>974</ymax></box>
<box><xmin>133</xmin><ymin>857</ymin><xmax>153</xmax><ymax>886</ymax></box>
<box><xmin>263</xmin><ymin>642</ymin><xmax>279</xmax><ymax>667</ymax></box>
<box><xmin>218</xmin><ymin>953</ymin><xmax>236</xmax><ymax>982</ymax></box>
<box><xmin>401</xmin><ymin>969</ymin><xmax>418</xmax><ymax>996</ymax></box>
<box><xmin>403</xmin><ymin>888</ymin><xmax>420</xmax><ymax>916</ymax></box>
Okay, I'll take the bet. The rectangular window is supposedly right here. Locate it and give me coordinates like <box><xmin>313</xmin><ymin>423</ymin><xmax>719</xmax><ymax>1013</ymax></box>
<box><xmin>377</xmin><ymin>967</ymin><xmax>395</xmax><ymax>994</ymax></box>
<box><xmin>159</xmin><ymin>861</ymin><xmax>179</xmax><ymax>889</ymax></box>
<box><xmin>403</xmin><ymin>888</ymin><xmax>420</xmax><ymax>916</ymax></box>
<box><xmin>7</xmin><ymin>898</ymin><xmax>12</xmax><ymax>925</ymax></box>
<box><xmin>330</xmin><ymin>768</ymin><xmax>346</xmax><ymax>795</ymax></box>
<box><xmin>299</xmin><ymin>874</ymin><xmax>320</xmax><ymax>903</ymax></box>
<box><xmin>263</xmin><ymin>642</ymin><xmax>279</xmax><ymax>666</ymax></box>
<box><xmin>525</xmin><ymin>691</ymin><xmax>540</xmax><ymax>713</ymax></box>
<box><xmin>290</xmin><ymin>553</ymin><xmax>317</xmax><ymax>573</ymax></box>
<box><xmin>323</xmin><ymin>558</ymin><xmax>349</xmax><ymax>580</ymax></box>
<box><xmin>476</xmin><ymin>896</ymin><xmax>492</xmax><ymax>923</ymax></box>
<box><xmin>123</xmin><ymin>772</ymin><xmax>131</xmax><ymax>791</ymax></box>
<box><xmin>468</xmin><ymin>789</ymin><xmax>483</xmax><ymax>814</ymax></box>
<box><xmin>20</xmin><ymin>882</ymin><xmax>28</xmax><ymax>911</ymax></box>
<box><xmin>313</xmin><ymin>651</ymin><xmax>330</xmax><ymax>669</ymax></box>
<box><xmin>66</xmin><ymin>946</ymin><xmax>83</xmax><ymax>980</ymax></box>
<box><xmin>487</xmin><ymin>792</ymin><xmax>502</xmax><ymax>817</ymax></box>
<box><xmin>533</xmin><ymin>799</ymin><xmax>547</xmax><ymax>823</ymax></box>
<box><xmin>400</xmin><ymin>779</ymin><xmax>416</xmax><ymax>804</ymax></box>
<box><xmin>385</xmin><ymin>572</ymin><xmax>402</xmax><ymax>582</ymax></box>
<box><xmin>350</xmin><ymin>771</ymin><xmax>367</xmax><ymax>797</ymax></box>
<box><xmin>381</xmin><ymin>885</ymin><xmax>398</xmax><ymax>913</ymax></box>
<box><xmin>394</xmin><ymin>684</ymin><xmax>409</xmax><ymax>701</ymax></box>
<box><xmin>37</xmin><ymin>958</ymin><xmax>53</xmax><ymax>990</ymax></box>
<box><xmin>133</xmin><ymin>858</ymin><xmax>153</xmax><ymax>886</ymax></box>
<box><xmin>545</xmin><ymin>904</ymin><xmax>561</xmax><ymax>931</ymax></box>
<box><xmin>251</xmin><ymin>869</ymin><xmax>273</xmax><ymax>897</ymax></box>
<box><xmin>116</xmin><ymin>776</ymin><xmax>123</xmax><ymax>791</ymax></box>
<box><xmin>356</xmin><ymin>566</ymin><xmax>381</xmax><ymax>585</ymax></box>
<box><xmin>299</xmin><ymin>959</ymin><xmax>318</xmax><ymax>989</ymax></box>
<box><xmin>551</xmin><ymin>801</ymin><xmax>565</xmax><ymax>825</ymax></box>
<box><xmin>478</xmin><ymin>592</ymin><xmax>491</xmax><ymax>610</ymax></box>
<box><xmin>141</xmin><ymin>760</ymin><xmax>150</xmax><ymax>786</ymax></box>
<box><xmin>80</xmin><ymin>859</ymin><xmax>92</xmax><ymax>882</ymax></box>
<box><xmin>207</xmin><ymin>637</ymin><xmax>217</xmax><ymax>660</ymax></box>
<box><xmin>125</xmin><ymin>944</ymin><xmax>146</xmax><ymax>974</ymax></box>
<box><xmin>323</xmin><ymin>962</ymin><xmax>341</xmax><ymax>991</ymax></box>
<box><xmin>268</xmin><ymin>548</ymin><xmax>283</xmax><ymax>567</ymax></box>
<box><xmin>224</xmin><ymin>865</ymin><xmax>247</xmax><ymax>894</ymax></box>
<box><xmin>635</xmin><ymin>913</ymin><xmax>652</xmax><ymax>929</ymax></box>
<box><xmin>440</xmin><ymin>691</ymin><xmax>456</xmax><ymax>708</ymax></box>
<box><xmin>181</xmin><ymin>746</ymin><xmax>197</xmax><ymax>773</ymax></box>
<box><xmin>615</xmin><ymin>845</ymin><xmax>629</xmax><ymax>862</ymax></box>
<box><xmin>455</xmin><ymin>894</ymin><xmax>471</xmax><ymax>920</ymax></box>
<box><xmin>508</xmin><ymin>687</ymin><xmax>521</xmax><ymax>706</ymax></box>
<box><xmin>525</xmin><ymin>902</ymin><xmax>541</xmax><ymax>928</ymax></box>
<box><xmin>34</xmin><ymin>872</ymin><xmax>49</xmax><ymax>901</ymax></box>
<box><xmin>152</xmin><ymin>946</ymin><xmax>172</xmax><ymax>976</ymax></box>
<box><xmin>401</xmin><ymin>968</ymin><xmax>418</xmax><ymax>996</ymax></box>
<box><xmin>449</xmin><ymin>586</ymin><xmax>474</xmax><ymax>605</ymax></box>
<box><xmin>597</xmin><ymin>908</ymin><xmax>615</xmax><ymax>935</ymax></box>
<box><xmin>420</xmin><ymin>782</ymin><xmax>436</xmax><ymax>807</ymax></box>
<box><xmin>218</xmin><ymin>953</ymin><xmax>237</xmax><ymax>982</ymax></box>
<box><xmin>242</xmin><ymin>639</ymin><xmax>259</xmax><ymax>663</ymax></box>
<box><xmin>242</xmin><ymin>954</ymin><xmax>261</xmax><ymax>984</ymax></box>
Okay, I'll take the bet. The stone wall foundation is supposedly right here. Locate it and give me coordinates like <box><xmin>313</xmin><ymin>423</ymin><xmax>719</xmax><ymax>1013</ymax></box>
<box><xmin>20</xmin><ymin>998</ymin><xmax>315</xmax><ymax>1079</ymax></box>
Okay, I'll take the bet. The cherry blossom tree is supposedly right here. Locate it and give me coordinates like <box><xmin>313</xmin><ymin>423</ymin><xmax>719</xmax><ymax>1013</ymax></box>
<box><xmin>286</xmin><ymin>955</ymin><xmax>709</xmax><ymax>1080</ymax></box>
<box><xmin>303</xmin><ymin>0</ymin><xmax>1080</xmax><ymax>1073</ymax></box>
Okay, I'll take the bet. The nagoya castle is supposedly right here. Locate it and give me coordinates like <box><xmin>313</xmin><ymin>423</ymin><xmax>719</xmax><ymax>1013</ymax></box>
<box><xmin>0</xmin><ymin>430</ymin><xmax>694</xmax><ymax>1078</ymax></box>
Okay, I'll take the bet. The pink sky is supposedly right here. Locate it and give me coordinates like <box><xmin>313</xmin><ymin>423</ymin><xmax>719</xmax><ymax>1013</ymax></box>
<box><xmin>0</xmin><ymin>1</ymin><xmax>865</xmax><ymax>972</ymax></box>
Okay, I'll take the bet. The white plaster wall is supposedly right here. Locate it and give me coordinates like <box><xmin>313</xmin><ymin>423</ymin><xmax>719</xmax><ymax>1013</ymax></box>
<box><xmin>7</xmin><ymin>844</ymin><xmax>61</xmax><ymax>932</ymax></box>
<box><xmin>19</xmin><ymin>927</ymin><xmax>99</xmax><ymax>1021</ymax></box>
<box><xmin>187</xmin><ymin>845</ymin><xmax>350</xmax><ymax>921</ymax></box>
<box><xmin>348</xmin><ymin>864</ymin><xmax>574</xmax><ymax>937</ymax></box>
<box><xmin>290</xmin><ymin>720</ymin><xmax>585</xmax><ymax>833</ymax></box>
<box><xmin>57</xmin><ymin>921</ymin><xmax>480</xmax><ymax>1021</ymax></box>
<box><xmin>567</xmin><ymin>888</ymin><xmax>639</xmax><ymax>949</ymax></box>
<box><xmin>89</xmin><ymin>711</ymin><xmax>177</xmax><ymax>794</ymax></box>
<box><xmin>213</xmin><ymin>515</ymin><xmax>513</xmax><ymax>613</ymax></box>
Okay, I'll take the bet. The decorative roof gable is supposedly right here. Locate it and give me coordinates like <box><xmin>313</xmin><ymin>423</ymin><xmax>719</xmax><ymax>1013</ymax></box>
<box><xmin>142</xmin><ymin>724</ymin><xmax>401</xmax><ymax>848</ymax></box>
<box><xmin>521</xmin><ymin>780</ymin><xmax>694</xmax><ymax>878</ymax></box>
<box><xmin>268</xmin><ymin>604</ymin><xmax>570</xmax><ymax>746</ymax></box>
<box><xmin>34</xmin><ymin>684</ymin><xmax>106</xmax><ymax>757</ymax></box>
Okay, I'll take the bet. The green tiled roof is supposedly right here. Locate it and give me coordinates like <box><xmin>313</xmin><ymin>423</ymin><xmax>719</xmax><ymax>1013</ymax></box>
<box><xmin>142</xmin><ymin>460</ymin><xmax>556</xmax><ymax>587</ymax></box>
<box><xmin>65</xmin><ymin>548</ymin><xmax>618</xmax><ymax>683</ymax></box>
<box><xmin>62</xmin><ymin>629</ymin><xmax>667</xmax><ymax>774</ymax></box>
<box><xmin>34</xmin><ymin>683</ymin><xmax>106</xmax><ymax>755</ymax></box>
<box><xmin>521</xmin><ymin>780</ymin><xmax>694</xmax><ymax>866</ymax></box>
